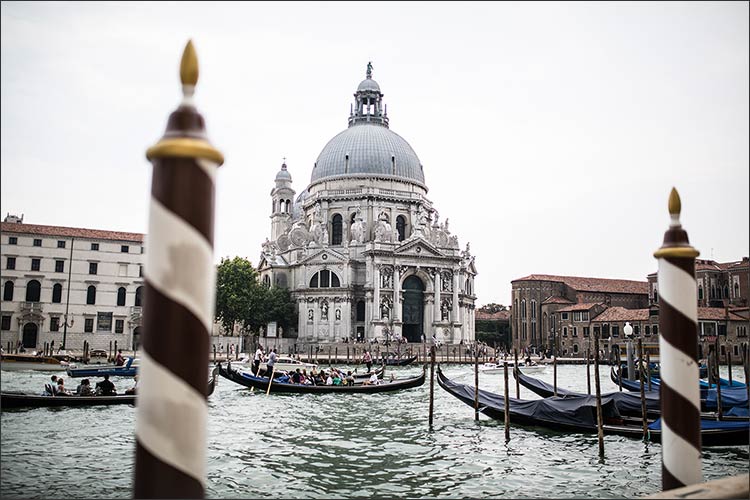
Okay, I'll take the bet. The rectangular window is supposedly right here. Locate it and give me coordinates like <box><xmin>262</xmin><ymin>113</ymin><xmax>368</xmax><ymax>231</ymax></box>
<box><xmin>718</xmin><ymin>324</ymin><xmax>727</xmax><ymax>336</ymax></box>
<box><xmin>31</xmin><ymin>258</ymin><xmax>41</xmax><ymax>271</ymax></box>
<box><xmin>612</xmin><ymin>326</ymin><xmax>620</xmax><ymax>338</ymax></box>
<box><xmin>6</xmin><ymin>257</ymin><xmax>16</xmax><ymax>270</ymax></box>
<box><xmin>121</xmin><ymin>245</ymin><xmax>129</xmax><ymax>253</ymax></box>
<box><xmin>50</xmin><ymin>317</ymin><xmax>60</xmax><ymax>332</ymax></box>
<box><xmin>8</xmin><ymin>236</ymin><xmax>17</xmax><ymax>245</ymax></box>
<box><xmin>84</xmin><ymin>318</ymin><xmax>94</xmax><ymax>333</ymax></box>
<box><xmin>561</xmin><ymin>312</ymin><xmax>569</xmax><ymax>320</ymax></box>
<box><xmin>572</xmin><ymin>326</ymin><xmax>578</xmax><ymax>337</ymax></box>
<box><xmin>652</xmin><ymin>325</ymin><xmax>658</xmax><ymax>336</ymax></box>
<box><xmin>91</xmin><ymin>242</ymin><xmax>99</xmax><ymax>251</ymax></box>
<box><xmin>1</xmin><ymin>315</ymin><xmax>11</xmax><ymax>331</ymax></box>
<box><xmin>118</xmin><ymin>264</ymin><xmax>127</xmax><ymax>277</ymax></box>
<box><xmin>563</xmin><ymin>327</ymin><xmax>568</xmax><ymax>337</ymax></box>
<box><xmin>55</xmin><ymin>260</ymin><xmax>65</xmax><ymax>273</ymax></box>
<box><xmin>115</xmin><ymin>319</ymin><xmax>124</xmax><ymax>334</ymax></box>
<box><xmin>139</xmin><ymin>265</ymin><xmax>143</xmax><ymax>278</ymax></box>
<box><xmin>89</xmin><ymin>262</ymin><xmax>98</xmax><ymax>275</ymax></box>
<box><xmin>633</xmin><ymin>325</ymin><xmax>640</xmax><ymax>336</ymax></box>
<box><xmin>97</xmin><ymin>312</ymin><xmax>112</xmax><ymax>332</ymax></box>
<box><xmin>33</xmin><ymin>238</ymin><xmax>42</xmax><ymax>247</ymax></box>
<box><xmin>738</xmin><ymin>326</ymin><xmax>748</xmax><ymax>338</ymax></box>
<box><xmin>573</xmin><ymin>312</ymin><xmax>581</xmax><ymax>322</ymax></box>
<box><xmin>645</xmin><ymin>325</ymin><xmax>651</xmax><ymax>336</ymax></box>
<box><xmin>581</xmin><ymin>311</ymin><xmax>589</xmax><ymax>321</ymax></box>
<box><xmin>583</xmin><ymin>327</ymin><xmax>590</xmax><ymax>338</ymax></box>
<box><xmin>57</xmin><ymin>240</ymin><xmax>66</xmax><ymax>248</ymax></box>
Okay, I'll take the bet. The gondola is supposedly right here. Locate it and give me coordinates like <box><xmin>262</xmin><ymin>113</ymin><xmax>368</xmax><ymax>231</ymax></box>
<box><xmin>1</xmin><ymin>365</ymin><xmax>219</xmax><ymax>410</ymax></box>
<box><xmin>381</xmin><ymin>355</ymin><xmax>418</xmax><ymax>366</ymax></box>
<box><xmin>250</xmin><ymin>363</ymin><xmax>385</xmax><ymax>381</ymax></box>
<box><xmin>66</xmin><ymin>356</ymin><xmax>138</xmax><ymax>378</ymax></box>
<box><xmin>219</xmin><ymin>362</ymin><xmax>425</xmax><ymax>394</ymax></box>
<box><xmin>437</xmin><ymin>367</ymin><xmax>749</xmax><ymax>447</ymax></box>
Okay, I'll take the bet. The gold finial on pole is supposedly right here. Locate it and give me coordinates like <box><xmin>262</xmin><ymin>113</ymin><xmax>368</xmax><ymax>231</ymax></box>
<box><xmin>668</xmin><ymin>187</ymin><xmax>681</xmax><ymax>217</ymax></box>
<box><xmin>654</xmin><ymin>187</ymin><xmax>698</xmax><ymax>259</ymax></box>
<box><xmin>180</xmin><ymin>39</ymin><xmax>199</xmax><ymax>88</ymax></box>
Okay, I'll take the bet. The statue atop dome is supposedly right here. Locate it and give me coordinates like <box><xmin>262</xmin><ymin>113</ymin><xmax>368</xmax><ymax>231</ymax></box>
<box><xmin>366</xmin><ymin>61</ymin><xmax>373</xmax><ymax>79</ymax></box>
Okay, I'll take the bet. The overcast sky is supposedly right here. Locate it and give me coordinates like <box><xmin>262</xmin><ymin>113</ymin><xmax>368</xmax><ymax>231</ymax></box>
<box><xmin>2</xmin><ymin>1</ymin><xmax>748</xmax><ymax>306</ymax></box>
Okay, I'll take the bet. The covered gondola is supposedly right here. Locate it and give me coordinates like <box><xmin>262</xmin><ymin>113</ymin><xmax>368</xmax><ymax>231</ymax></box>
<box><xmin>381</xmin><ymin>355</ymin><xmax>418</xmax><ymax>366</ymax></box>
<box><xmin>1</xmin><ymin>365</ymin><xmax>219</xmax><ymax>410</ymax></box>
<box><xmin>219</xmin><ymin>362</ymin><xmax>425</xmax><ymax>394</ymax></box>
<box><xmin>437</xmin><ymin>367</ymin><xmax>749</xmax><ymax>447</ymax></box>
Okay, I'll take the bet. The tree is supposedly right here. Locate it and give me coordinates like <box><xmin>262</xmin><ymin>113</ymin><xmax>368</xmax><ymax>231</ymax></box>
<box><xmin>478</xmin><ymin>303</ymin><xmax>507</xmax><ymax>314</ymax></box>
<box><xmin>215</xmin><ymin>256</ymin><xmax>266</xmax><ymax>334</ymax></box>
<box><xmin>263</xmin><ymin>286</ymin><xmax>297</xmax><ymax>332</ymax></box>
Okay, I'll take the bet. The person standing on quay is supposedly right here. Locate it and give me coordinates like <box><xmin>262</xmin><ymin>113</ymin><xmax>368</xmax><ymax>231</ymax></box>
<box><xmin>267</xmin><ymin>348</ymin><xmax>277</xmax><ymax>377</ymax></box>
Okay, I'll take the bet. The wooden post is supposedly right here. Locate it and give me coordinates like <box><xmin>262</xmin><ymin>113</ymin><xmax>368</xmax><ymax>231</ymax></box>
<box><xmin>347</xmin><ymin>346</ymin><xmax>350</xmax><ymax>363</ymax></box>
<box><xmin>653</xmin><ymin>188</ymin><xmax>702</xmax><ymax>490</ymax></box>
<box><xmin>713</xmin><ymin>340</ymin><xmax>722</xmax><ymax>420</ymax></box>
<box><xmin>109</xmin><ymin>340</ymin><xmax>113</xmax><ymax>362</ymax></box>
<box><xmin>134</xmin><ymin>40</ymin><xmax>222</xmax><ymax>498</ymax></box>
<box><xmin>334</xmin><ymin>347</ymin><xmax>338</xmax><ymax>365</ymax></box>
<box><xmin>474</xmin><ymin>348</ymin><xmax>479</xmax><ymax>422</ymax></box>
<box><xmin>213</xmin><ymin>344</ymin><xmax>216</xmax><ymax>362</ymax></box>
<box><xmin>114</xmin><ymin>340</ymin><xmax>118</xmax><ymax>361</ymax></box>
<box><xmin>429</xmin><ymin>345</ymin><xmax>435</xmax><ymax>429</ymax></box>
<box><xmin>309</xmin><ymin>344</ymin><xmax>313</xmax><ymax>364</ymax></box>
<box><xmin>647</xmin><ymin>352</ymin><xmax>652</xmax><ymax>392</ymax></box>
<box><xmin>586</xmin><ymin>348</ymin><xmax>591</xmax><ymax>395</ymax></box>
<box><xmin>553</xmin><ymin>355</ymin><xmax>558</xmax><ymax>397</ymax></box>
<box><xmin>504</xmin><ymin>361</ymin><xmax>510</xmax><ymax>441</ymax></box>
<box><xmin>638</xmin><ymin>338</ymin><xmax>648</xmax><ymax>439</ymax></box>
<box><xmin>727</xmin><ymin>346</ymin><xmax>732</xmax><ymax>385</ymax></box>
<box><xmin>594</xmin><ymin>331</ymin><xmax>604</xmax><ymax>458</ymax></box>
<box><xmin>514</xmin><ymin>348</ymin><xmax>520</xmax><ymax>399</ymax></box>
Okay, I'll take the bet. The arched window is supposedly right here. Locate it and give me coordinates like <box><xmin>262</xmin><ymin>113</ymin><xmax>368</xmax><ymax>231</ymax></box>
<box><xmin>653</xmin><ymin>289</ymin><xmax>658</xmax><ymax>303</ymax></box>
<box><xmin>356</xmin><ymin>301</ymin><xmax>366</xmax><ymax>322</ymax></box>
<box><xmin>735</xmin><ymin>283</ymin><xmax>740</xmax><ymax>298</ymax></box>
<box><xmin>530</xmin><ymin>300</ymin><xmax>537</xmax><ymax>319</ymax></box>
<box><xmin>86</xmin><ymin>285</ymin><xmax>96</xmax><ymax>305</ymax></box>
<box><xmin>263</xmin><ymin>275</ymin><xmax>271</xmax><ymax>287</ymax></box>
<box><xmin>135</xmin><ymin>286</ymin><xmax>143</xmax><ymax>307</ymax></box>
<box><xmin>25</xmin><ymin>280</ymin><xmax>41</xmax><ymax>302</ymax></box>
<box><xmin>52</xmin><ymin>283</ymin><xmax>63</xmax><ymax>303</ymax></box>
<box><xmin>698</xmin><ymin>286</ymin><xmax>704</xmax><ymax>300</ymax></box>
<box><xmin>331</xmin><ymin>214</ymin><xmax>343</xmax><ymax>245</ymax></box>
<box><xmin>396</xmin><ymin>215</ymin><xmax>406</xmax><ymax>241</ymax></box>
<box><xmin>117</xmin><ymin>287</ymin><xmax>126</xmax><ymax>306</ymax></box>
<box><xmin>309</xmin><ymin>270</ymin><xmax>340</xmax><ymax>288</ymax></box>
<box><xmin>285</xmin><ymin>200</ymin><xmax>291</xmax><ymax>213</ymax></box>
<box><xmin>723</xmin><ymin>286</ymin><xmax>729</xmax><ymax>299</ymax></box>
<box><xmin>3</xmin><ymin>281</ymin><xmax>13</xmax><ymax>301</ymax></box>
<box><xmin>521</xmin><ymin>299</ymin><xmax>527</xmax><ymax>319</ymax></box>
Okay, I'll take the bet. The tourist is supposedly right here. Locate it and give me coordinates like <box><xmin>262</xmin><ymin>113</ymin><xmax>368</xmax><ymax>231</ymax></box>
<box><xmin>56</xmin><ymin>377</ymin><xmax>70</xmax><ymax>395</ymax></box>
<box><xmin>76</xmin><ymin>379</ymin><xmax>94</xmax><ymax>396</ymax></box>
<box><xmin>332</xmin><ymin>371</ymin><xmax>342</xmax><ymax>386</ymax></box>
<box><xmin>363</xmin><ymin>350</ymin><xmax>373</xmax><ymax>373</ymax></box>
<box><xmin>291</xmin><ymin>369</ymin><xmax>302</xmax><ymax>384</ymax></box>
<box><xmin>266</xmin><ymin>348</ymin><xmax>277</xmax><ymax>376</ymax></box>
<box><xmin>325</xmin><ymin>371</ymin><xmax>333</xmax><ymax>385</ymax></box>
<box><xmin>253</xmin><ymin>346</ymin><xmax>264</xmax><ymax>375</ymax></box>
<box><xmin>115</xmin><ymin>349</ymin><xmax>125</xmax><ymax>366</ymax></box>
<box><xmin>45</xmin><ymin>375</ymin><xmax>58</xmax><ymax>395</ymax></box>
<box><xmin>125</xmin><ymin>375</ymin><xmax>139</xmax><ymax>395</ymax></box>
<box><xmin>345</xmin><ymin>371</ymin><xmax>355</xmax><ymax>386</ymax></box>
<box><xmin>365</xmin><ymin>372</ymin><xmax>379</xmax><ymax>386</ymax></box>
<box><xmin>96</xmin><ymin>374</ymin><xmax>117</xmax><ymax>396</ymax></box>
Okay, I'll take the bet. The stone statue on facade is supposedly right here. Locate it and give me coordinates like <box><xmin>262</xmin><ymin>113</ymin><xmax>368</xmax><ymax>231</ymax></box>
<box><xmin>350</xmin><ymin>206</ymin><xmax>367</xmax><ymax>245</ymax></box>
<box><xmin>441</xmin><ymin>297</ymin><xmax>451</xmax><ymax>321</ymax></box>
<box><xmin>321</xmin><ymin>300</ymin><xmax>329</xmax><ymax>320</ymax></box>
<box><xmin>307</xmin><ymin>204</ymin><xmax>325</xmax><ymax>247</ymax></box>
<box><xmin>380</xmin><ymin>266</ymin><xmax>393</xmax><ymax>289</ymax></box>
<box><xmin>374</xmin><ymin>209</ymin><xmax>393</xmax><ymax>243</ymax></box>
<box><xmin>413</xmin><ymin>205</ymin><xmax>431</xmax><ymax>240</ymax></box>
<box><xmin>380</xmin><ymin>296</ymin><xmax>391</xmax><ymax>319</ymax></box>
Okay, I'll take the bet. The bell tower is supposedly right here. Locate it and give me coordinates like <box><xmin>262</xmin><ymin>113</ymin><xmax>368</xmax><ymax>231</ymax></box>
<box><xmin>270</xmin><ymin>160</ymin><xmax>295</xmax><ymax>241</ymax></box>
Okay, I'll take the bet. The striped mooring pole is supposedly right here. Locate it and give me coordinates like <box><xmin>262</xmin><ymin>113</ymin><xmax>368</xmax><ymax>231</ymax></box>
<box><xmin>134</xmin><ymin>40</ymin><xmax>224</xmax><ymax>498</ymax></box>
<box><xmin>653</xmin><ymin>188</ymin><xmax>701</xmax><ymax>491</ymax></box>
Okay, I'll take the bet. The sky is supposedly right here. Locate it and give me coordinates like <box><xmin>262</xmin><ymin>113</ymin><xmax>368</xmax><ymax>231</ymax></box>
<box><xmin>1</xmin><ymin>1</ymin><xmax>748</xmax><ymax>307</ymax></box>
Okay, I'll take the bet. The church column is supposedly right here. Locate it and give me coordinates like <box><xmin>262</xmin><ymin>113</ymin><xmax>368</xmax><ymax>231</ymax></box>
<box><xmin>393</xmin><ymin>266</ymin><xmax>401</xmax><ymax>321</ymax></box>
<box><xmin>298</xmin><ymin>300</ymin><xmax>306</xmax><ymax>338</ymax></box>
<box><xmin>374</xmin><ymin>264</ymin><xmax>380</xmax><ymax>321</ymax></box>
<box><xmin>434</xmin><ymin>269</ymin><xmax>441</xmax><ymax>323</ymax></box>
<box><xmin>452</xmin><ymin>269</ymin><xmax>460</xmax><ymax>323</ymax></box>
<box><xmin>343</xmin><ymin>299</ymin><xmax>352</xmax><ymax>340</ymax></box>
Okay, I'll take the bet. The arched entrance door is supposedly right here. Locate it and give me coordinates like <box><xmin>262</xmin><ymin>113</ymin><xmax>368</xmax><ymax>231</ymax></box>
<box><xmin>132</xmin><ymin>326</ymin><xmax>141</xmax><ymax>351</ymax></box>
<box><xmin>402</xmin><ymin>275</ymin><xmax>425</xmax><ymax>343</ymax></box>
<box><xmin>22</xmin><ymin>323</ymin><xmax>38</xmax><ymax>349</ymax></box>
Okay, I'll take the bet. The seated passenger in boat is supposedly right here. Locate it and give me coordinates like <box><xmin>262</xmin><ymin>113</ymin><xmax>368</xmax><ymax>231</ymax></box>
<box><xmin>56</xmin><ymin>378</ymin><xmax>71</xmax><ymax>395</ymax></box>
<box><xmin>291</xmin><ymin>369</ymin><xmax>302</xmax><ymax>384</ymax></box>
<box><xmin>364</xmin><ymin>373</ymin><xmax>380</xmax><ymax>386</ymax></box>
<box><xmin>115</xmin><ymin>349</ymin><xmax>125</xmax><ymax>367</ymax></box>
<box><xmin>76</xmin><ymin>379</ymin><xmax>94</xmax><ymax>396</ymax></box>
<box><xmin>95</xmin><ymin>374</ymin><xmax>117</xmax><ymax>396</ymax></box>
<box><xmin>45</xmin><ymin>375</ymin><xmax>59</xmax><ymax>395</ymax></box>
<box><xmin>345</xmin><ymin>371</ymin><xmax>355</xmax><ymax>386</ymax></box>
<box><xmin>325</xmin><ymin>372</ymin><xmax>334</xmax><ymax>385</ymax></box>
<box><xmin>332</xmin><ymin>371</ymin><xmax>342</xmax><ymax>385</ymax></box>
<box><xmin>125</xmin><ymin>375</ymin><xmax>139</xmax><ymax>395</ymax></box>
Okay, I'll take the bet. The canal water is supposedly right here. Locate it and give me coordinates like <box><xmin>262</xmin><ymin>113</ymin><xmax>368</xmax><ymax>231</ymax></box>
<box><xmin>1</xmin><ymin>364</ymin><xmax>747</xmax><ymax>498</ymax></box>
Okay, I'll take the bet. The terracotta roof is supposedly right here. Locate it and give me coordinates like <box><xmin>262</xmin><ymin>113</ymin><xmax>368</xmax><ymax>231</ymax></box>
<box><xmin>476</xmin><ymin>310</ymin><xmax>511</xmax><ymax>321</ymax></box>
<box><xmin>591</xmin><ymin>307</ymin><xmax>650</xmax><ymax>322</ymax></box>
<box><xmin>512</xmin><ymin>274</ymin><xmax>648</xmax><ymax>295</ymax></box>
<box><xmin>556</xmin><ymin>303</ymin><xmax>603</xmax><ymax>313</ymax></box>
<box><xmin>728</xmin><ymin>312</ymin><xmax>746</xmax><ymax>322</ymax></box>
<box><xmin>542</xmin><ymin>296</ymin><xmax>574</xmax><ymax>305</ymax></box>
<box><xmin>697</xmin><ymin>307</ymin><xmax>732</xmax><ymax>321</ymax></box>
<box><xmin>1</xmin><ymin>222</ymin><xmax>144</xmax><ymax>243</ymax></box>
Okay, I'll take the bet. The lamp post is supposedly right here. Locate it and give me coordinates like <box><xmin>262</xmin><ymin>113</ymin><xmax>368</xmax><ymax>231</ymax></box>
<box><xmin>61</xmin><ymin>236</ymin><xmax>75</xmax><ymax>351</ymax></box>
<box><xmin>624</xmin><ymin>322</ymin><xmax>634</xmax><ymax>380</ymax></box>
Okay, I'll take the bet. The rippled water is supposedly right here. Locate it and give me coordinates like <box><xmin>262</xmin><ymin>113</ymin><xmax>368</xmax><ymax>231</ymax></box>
<box><xmin>1</xmin><ymin>364</ymin><xmax>747</xmax><ymax>498</ymax></box>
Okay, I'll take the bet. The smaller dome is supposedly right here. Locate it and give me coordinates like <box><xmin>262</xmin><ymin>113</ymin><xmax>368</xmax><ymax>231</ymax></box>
<box><xmin>275</xmin><ymin>162</ymin><xmax>292</xmax><ymax>181</ymax></box>
<box><xmin>357</xmin><ymin>78</ymin><xmax>380</xmax><ymax>93</ymax></box>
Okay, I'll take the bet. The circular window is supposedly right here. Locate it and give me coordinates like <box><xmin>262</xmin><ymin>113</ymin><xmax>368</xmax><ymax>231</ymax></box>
<box><xmin>416</xmin><ymin>247</ymin><xmax>422</xmax><ymax>253</ymax></box>
<box><xmin>322</xmin><ymin>254</ymin><xmax>328</xmax><ymax>260</ymax></box>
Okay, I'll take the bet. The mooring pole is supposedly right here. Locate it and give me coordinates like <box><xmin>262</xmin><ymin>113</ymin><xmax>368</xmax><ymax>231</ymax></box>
<box><xmin>429</xmin><ymin>345</ymin><xmax>435</xmax><ymax>429</ymax></box>
<box><xmin>586</xmin><ymin>348</ymin><xmax>591</xmax><ymax>395</ymax></box>
<box><xmin>553</xmin><ymin>355</ymin><xmax>558</xmax><ymax>397</ymax></box>
<box><xmin>744</xmin><ymin>343</ymin><xmax>750</xmax><ymax>407</ymax></box>
<box><xmin>594</xmin><ymin>331</ymin><xmax>604</xmax><ymax>458</ymax></box>
<box><xmin>504</xmin><ymin>361</ymin><xmax>510</xmax><ymax>441</ymax></box>
<box><xmin>727</xmin><ymin>346</ymin><xmax>732</xmax><ymax>385</ymax></box>
<box><xmin>514</xmin><ymin>348</ymin><xmax>520</xmax><ymax>399</ymax></box>
<box><xmin>134</xmin><ymin>40</ymin><xmax>222</xmax><ymax>499</ymax></box>
<box><xmin>654</xmin><ymin>188</ymin><xmax>701</xmax><ymax>491</ymax></box>
<box><xmin>646</xmin><ymin>352</ymin><xmax>652</xmax><ymax>392</ymax></box>
<box><xmin>638</xmin><ymin>338</ymin><xmax>648</xmax><ymax>440</ymax></box>
<box><xmin>714</xmin><ymin>339</ymin><xmax>722</xmax><ymax>420</ymax></box>
<box><xmin>474</xmin><ymin>347</ymin><xmax>479</xmax><ymax>421</ymax></box>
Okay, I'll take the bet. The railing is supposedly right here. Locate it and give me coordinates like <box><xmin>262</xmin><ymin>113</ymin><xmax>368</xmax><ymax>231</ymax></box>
<box><xmin>130</xmin><ymin>306</ymin><xmax>142</xmax><ymax>317</ymax></box>
<box><xmin>20</xmin><ymin>302</ymin><xmax>43</xmax><ymax>314</ymax></box>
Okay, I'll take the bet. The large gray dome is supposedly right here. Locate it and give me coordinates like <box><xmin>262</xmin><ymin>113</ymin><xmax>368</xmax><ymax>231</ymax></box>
<box><xmin>310</xmin><ymin>123</ymin><xmax>425</xmax><ymax>186</ymax></box>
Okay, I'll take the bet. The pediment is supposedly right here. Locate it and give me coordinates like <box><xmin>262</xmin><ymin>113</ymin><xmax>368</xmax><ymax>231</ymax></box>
<box><xmin>258</xmin><ymin>254</ymin><xmax>289</xmax><ymax>271</ymax></box>
<box><xmin>298</xmin><ymin>247</ymin><xmax>347</xmax><ymax>265</ymax></box>
<box><xmin>394</xmin><ymin>237</ymin><xmax>444</xmax><ymax>258</ymax></box>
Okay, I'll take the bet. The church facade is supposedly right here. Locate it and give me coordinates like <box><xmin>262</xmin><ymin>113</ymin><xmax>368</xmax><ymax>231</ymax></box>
<box><xmin>258</xmin><ymin>65</ymin><xmax>477</xmax><ymax>344</ymax></box>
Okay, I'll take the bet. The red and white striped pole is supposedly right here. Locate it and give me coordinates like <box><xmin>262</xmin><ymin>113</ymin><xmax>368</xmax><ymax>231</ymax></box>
<box><xmin>134</xmin><ymin>40</ymin><xmax>224</xmax><ymax>498</ymax></box>
<box><xmin>653</xmin><ymin>188</ymin><xmax>701</xmax><ymax>491</ymax></box>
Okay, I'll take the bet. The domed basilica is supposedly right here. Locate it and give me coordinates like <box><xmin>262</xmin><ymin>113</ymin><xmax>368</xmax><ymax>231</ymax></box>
<box><xmin>258</xmin><ymin>64</ymin><xmax>477</xmax><ymax>344</ymax></box>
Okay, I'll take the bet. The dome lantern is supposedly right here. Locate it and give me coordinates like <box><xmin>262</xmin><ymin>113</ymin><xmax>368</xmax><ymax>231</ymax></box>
<box><xmin>348</xmin><ymin>61</ymin><xmax>389</xmax><ymax>128</ymax></box>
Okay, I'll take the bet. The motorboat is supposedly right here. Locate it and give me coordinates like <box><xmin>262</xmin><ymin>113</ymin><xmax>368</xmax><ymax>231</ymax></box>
<box><xmin>66</xmin><ymin>356</ymin><xmax>139</xmax><ymax>378</ymax></box>
<box><xmin>0</xmin><ymin>353</ymin><xmax>72</xmax><ymax>372</ymax></box>
<box><xmin>235</xmin><ymin>354</ymin><xmax>317</xmax><ymax>374</ymax></box>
